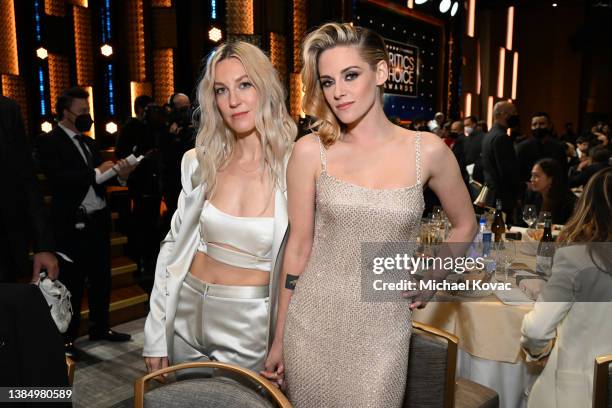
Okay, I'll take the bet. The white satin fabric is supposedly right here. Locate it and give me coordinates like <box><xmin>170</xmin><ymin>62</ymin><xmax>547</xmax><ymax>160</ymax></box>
<box><xmin>143</xmin><ymin>149</ymin><xmax>289</xmax><ymax>359</ymax></box>
<box><xmin>197</xmin><ymin>200</ymin><xmax>274</xmax><ymax>271</ymax></box>
<box><xmin>172</xmin><ymin>273</ymin><xmax>270</xmax><ymax>371</ymax></box>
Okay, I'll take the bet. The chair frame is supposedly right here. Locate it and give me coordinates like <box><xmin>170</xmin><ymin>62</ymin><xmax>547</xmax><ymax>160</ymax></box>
<box><xmin>412</xmin><ymin>320</ymin><xmax>459</xmax><ymax>408</ymax></box>
<box><xmin>65</xmin><ymin>356</ymin><xmax>75</xmax><ymax>386</ymax></box>
<box><xmin>593</xmin><ymin>354</ymin><xmax>612</xmax><ymax>408</ymax></box>
<box><xmin>134</xmin><ymin>361</ymin><xmax>292</xmax><ymax>408</ymax></box>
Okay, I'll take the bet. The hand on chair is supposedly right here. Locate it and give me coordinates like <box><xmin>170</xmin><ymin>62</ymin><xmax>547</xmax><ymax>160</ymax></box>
<box><xmin>145</xmin><ymin>356</ymin><xmax>169</xmax><ymax>382</ymax></box>
<box><xmin>261</xmin><ymin>341</ymin><xmax>285</xmax><ymax>388</ymax></box>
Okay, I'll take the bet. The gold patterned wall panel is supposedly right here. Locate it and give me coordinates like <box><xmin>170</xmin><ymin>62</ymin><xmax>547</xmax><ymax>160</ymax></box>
<box><xmin>292</xmin><ymin>0</ymin><xmax>306</xmax><ymax>72</ymax></box>
<box><xmin>73</xmin><ymin>6</ymin><xmax>94</xmax><ymax>85</ymax></box>
<box><xmin>45</xmin><ymin>0</ymin><xmax>66</xmax><ymax>17</ymax></box>
<box><xmin>127</xmin><ymin>0</ymin><xmax>146</xmax><ymax>82</ymax></box>
<box><xmin>68</xmin><ymin>0</ymin><xmax>89</xmax><ymax>7</ymax></box>
<box><xmin>1</xmin><ymin>74</ymin><xmax>29</xmax><ymax>134</ymax></box>
<box><xmin>151</xmin><ymin>0</ymin><xmax>171</xmax><ymax>7</ymax></box>
<box><xmin>48</xmin><ymin>54</ymin><xmax>71</xmax><ymax>109</ymax></box>
<box><xmin>130</xmin><ymin>81</ymin><xmax>152</xmax><ymax>117</ymax></box>
<box><xmin>152</xmin><ymin>49</ymin><xmax>174</xmax><ymax>106</ymax></box>
<box><xmin>0</xmin><ymin>0</ymin><xmax>19</xmax><ymax>75</ymax></box>
<box><xmin>270</xmin><ymin>33</ymin><xmax>287</xmax><ymax>84</ymax></box>
<box><xmin>289</xmin><ymin>73</ymin><xmax>303</xmax><ymax>119</ymax></box>
<box><xmin>226</xmin><ymin>0</ymin><xmax>254</xmax><ymax>34</ymax></box>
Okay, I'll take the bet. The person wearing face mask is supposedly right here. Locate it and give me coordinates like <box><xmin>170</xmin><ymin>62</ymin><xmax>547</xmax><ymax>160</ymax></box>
<box><xmin>515</xmin><ymin>112</ymin><xmax>567</xmax><ymax>189</ymax></box>
<box><xmin>36</xmin><ymin>87</ymin><xmax>137</xmax><ymax>359</ymax></box>
<box><xmin>481</xmin><ymin>101</ymin><xmax>521</xmax><ymax>215</ymax></box>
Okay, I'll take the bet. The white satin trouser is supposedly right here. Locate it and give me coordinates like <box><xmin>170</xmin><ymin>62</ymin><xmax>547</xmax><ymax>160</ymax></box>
<box><xmin>172</xmin><ymin>273</ymin><xmax>270</xmax><ymax>372</ymax></box>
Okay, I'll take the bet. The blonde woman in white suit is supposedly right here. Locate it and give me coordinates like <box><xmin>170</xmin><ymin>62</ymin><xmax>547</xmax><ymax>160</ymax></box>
<box><xmin>143</xmin><ymin>41</ymin><xmax>296</xmax><ymax>375</ymax></box>
<box><xmin>521</xmin><ymin>167</ymin><xmax>612</xmax><ymax>408</ymax></box>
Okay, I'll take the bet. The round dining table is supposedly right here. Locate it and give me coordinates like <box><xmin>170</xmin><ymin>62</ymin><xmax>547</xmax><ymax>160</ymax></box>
<box><xmin>413</xmin><ymin>226</ymin><xmax>547</xmax><ymax>408</ymax></box>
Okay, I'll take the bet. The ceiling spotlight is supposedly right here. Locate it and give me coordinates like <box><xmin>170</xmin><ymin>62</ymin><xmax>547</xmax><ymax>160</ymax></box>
<box><xmin>36</xmin><ymin>47</ymin><xmax>48</xmax><ymax>60</ymax></box>
<box><xmin>105</xmin><ymin>121</ymin><xmax>118</xmax><ymax>134</ymax></box>
<box><xmin>439</xmin><ymin>0</ymin><xmax>452</xmax><ymax>13</ymax></box>
<box><xmin>552</xmin><ymin>3</ymin><xmax>558</xmax><ymax>6</ymax></box>
<box><xmin>450</xmin><ymin>1</ymin><xmax>459</xmax><ymax>15</ymax></box>
<box><xmin>41</xmin><ymin>121</ymin><xmax>52</xmax><ymax>133</ymax></box>
<box><xmin>415</xmin><ymin>0</ymin><xmax>428</xmax><ymax>4</ymax></box>
<box><xmin>100</xmin><ymin>44</ymin><xmax>113</xmax><ymax>57</ymax></box>
<box><xmin>208</xmin><ymin>27</ymin><xmax>222</xmax><ymax>42</ymax></box>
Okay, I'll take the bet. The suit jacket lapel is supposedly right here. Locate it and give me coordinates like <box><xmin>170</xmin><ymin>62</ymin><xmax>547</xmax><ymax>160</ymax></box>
<box><xmin>57</xmin><ymin>128</ymin><xmax>89</xmax><ymax>169</ymax></box>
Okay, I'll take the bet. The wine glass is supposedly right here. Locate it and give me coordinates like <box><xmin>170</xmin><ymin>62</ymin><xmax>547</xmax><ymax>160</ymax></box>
<box><xmin>522</xmin><ymin>205</ymin><xmax>537</xmax><ymax>228</ymax></box>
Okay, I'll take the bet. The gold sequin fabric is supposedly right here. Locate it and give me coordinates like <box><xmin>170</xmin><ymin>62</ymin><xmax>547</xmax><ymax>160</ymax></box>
<box><xmin>283</xmin><ymin>135</ymin><xmax>424</xmax><ymax>407</ymax></box>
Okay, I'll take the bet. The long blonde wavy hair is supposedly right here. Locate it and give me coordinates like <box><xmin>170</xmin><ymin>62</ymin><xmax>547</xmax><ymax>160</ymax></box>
<box><xmin>193</xmin><ymin>41</ymin><xmax>296</xmax><ymax>196</ymax></box>
<box><xmin>301</xmin><ymin>23</ymin><xmax>389</xmax><ymax>147</ymax></box>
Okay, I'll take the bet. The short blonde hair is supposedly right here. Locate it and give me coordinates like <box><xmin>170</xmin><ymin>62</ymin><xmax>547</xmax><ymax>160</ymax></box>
<box><xmin>301</xmin><ymin>23</ymin><xmax>389</xmax><ymax>147</ymax></box>
<box><xmin>193</xmin><ymin>41</ymin><xmax>296</xmax><ymax>196</ymax></box>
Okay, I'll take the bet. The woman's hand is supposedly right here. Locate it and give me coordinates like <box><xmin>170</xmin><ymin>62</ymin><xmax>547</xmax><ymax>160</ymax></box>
<box><xmin>402</xmin><ymin>288</ymin><xmax>436</xmax><ymax>310</ymax></box>
<box><xmin>261</xmin><ymin>341</ymin><xmax>284</xmax><ymax>387</ymax></box>
<box><xmin>144</xmin><ymin>356</ymin><xmax>169</xmax><ymax>381</ymax></box>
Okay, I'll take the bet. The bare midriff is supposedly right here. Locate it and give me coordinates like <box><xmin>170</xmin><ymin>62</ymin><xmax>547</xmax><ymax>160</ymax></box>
<box><xmin>189</xmin><ymin>248</ymin><xmax>270</xmax><ymax>286</ymax></box>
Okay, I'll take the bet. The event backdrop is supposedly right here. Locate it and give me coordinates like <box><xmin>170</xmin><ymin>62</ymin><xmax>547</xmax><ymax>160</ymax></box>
<box><xmin>353</xmin><ymin>0</ymin><xmax>445</xmax><ymax>121</ymax></box>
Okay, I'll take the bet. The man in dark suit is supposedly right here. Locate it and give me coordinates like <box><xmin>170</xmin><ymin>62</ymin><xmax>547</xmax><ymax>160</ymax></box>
<box><xmin>0</xmin><ymin>95</ymin><xmax>68</xmax><ymax>391</ymax></box>
<box><xmin>481</xmin><ymin>101</ymin><xmax>521</xmax><ymax>215</ymax></box>
<box><xmin>115</xmin><ymin>95</ymin><xmax>161</xmax><ymax>290</ymax></box>
<box><xmin>515</xmin><ymin>112</ymin><xmax>567</xmax><ymax>186</ymax></box>
<box><xmin>36</xmin><ymin>87</ymin><xmax>135</xmax><ymax>358</ymax></box>
<box><xmin>463</xmin><ymin>115</ymin><xmax>485</xmax><ymax>183</ymax></box>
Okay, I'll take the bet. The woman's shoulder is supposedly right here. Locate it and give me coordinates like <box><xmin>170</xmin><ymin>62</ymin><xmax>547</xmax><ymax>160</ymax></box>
<box><xmin>292</xmin><ymin>133</ymin><xmax>323</xmax><ymax>158</ymax></box>
<box><xmin>181</xmin><ymin>148</ymin><xmax>199</xmax><ymax>172</ymax></box>
<box><xmin>180</xmin><ymin>148</ymin><xmax>201</xmax><ymax>190</ymax></box>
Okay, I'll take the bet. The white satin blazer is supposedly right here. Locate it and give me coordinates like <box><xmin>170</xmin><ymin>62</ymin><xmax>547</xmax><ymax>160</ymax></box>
<box><xmin>143</xmin><ymin>148</ymin><xmax>289</xmax><ymax>358</ymax></box>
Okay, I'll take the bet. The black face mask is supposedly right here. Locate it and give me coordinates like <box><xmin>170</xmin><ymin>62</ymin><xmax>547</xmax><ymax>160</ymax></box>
<box><xmin>506</xmin><ymin>114</ymin><xmax>520</xmax><ymax>128</ymax></box>
<box><xmin>449</xmin><ymin>132</ymin><xmax>461</xmax><ymax>140</ymax></box>
<box><xmin>532</xmin><ymin>128</ymin><xmax>549</xmax><ymax>140</ymax></box>
<box><xmin>70</xmin><ymin>111</ymin><xmax>94</xmax><ymax>132</ymax></box>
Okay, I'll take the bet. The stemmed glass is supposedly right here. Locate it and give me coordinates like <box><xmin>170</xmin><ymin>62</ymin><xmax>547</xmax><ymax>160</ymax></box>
<box><xmin>522</xmin><ymin>205</ymin><xmax>537</xmax><ymax>229</ymax></box>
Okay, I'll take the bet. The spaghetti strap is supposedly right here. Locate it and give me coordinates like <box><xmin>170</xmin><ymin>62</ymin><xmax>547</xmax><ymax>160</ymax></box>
<box><xmin>415</xmin><ymin>132</ymin><xmax>422</xmax><ymax>185</ymax></box>
<box><xmin>316</xmin><ymin>135</ymin><xmax>327</xmax><ymax>173</ymax></box>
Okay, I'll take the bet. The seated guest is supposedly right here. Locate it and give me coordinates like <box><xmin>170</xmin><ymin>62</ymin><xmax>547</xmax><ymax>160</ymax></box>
<box><xmin>525</xmin><ymin>158</ymin><xmax>576</xmax><ymax>225</ymax></box>
<box><xmin>565</xmin><ymin>142</ymin><xmax>578</xmax><ymax>169</ymax></box>
<box><xmin>575</xmin><ymin>136</ymin><xmax>590</xmax><ymax>160</ymax></box>
<box><xmin>521</xmin><ymin>167</ymin><xmax>612</xmax><ymax>408</ymax></box>
<box><xmin>568</xmin><ymin>146</ymin><xmax>611</xmax><ymax>188</ymax></box>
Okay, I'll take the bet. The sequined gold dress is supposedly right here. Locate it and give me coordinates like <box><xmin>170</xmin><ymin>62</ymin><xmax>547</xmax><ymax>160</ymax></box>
<box><xmin>284</xmin><ymin>134</ymin><xmax>425</xmax><ymax>407</ymax></box>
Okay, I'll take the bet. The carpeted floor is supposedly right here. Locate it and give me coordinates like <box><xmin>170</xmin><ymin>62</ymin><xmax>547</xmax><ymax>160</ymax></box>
<box><xmin>71</xmin><ymin>318</ymin><xmax>147</xmax><ymax>408</ymax></box>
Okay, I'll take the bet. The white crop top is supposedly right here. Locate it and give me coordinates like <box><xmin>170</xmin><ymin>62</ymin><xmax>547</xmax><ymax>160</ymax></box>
<box><xmin>197</xmin><ymin>200</ymin><xmax>274</xmax><ymax>272</ymax></box>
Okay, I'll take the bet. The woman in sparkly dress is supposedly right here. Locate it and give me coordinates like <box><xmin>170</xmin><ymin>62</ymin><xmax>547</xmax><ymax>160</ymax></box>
<box><xmin>261</xmin><ymin>23</ymin><xmax>477</xmax><ymax>407</ymax></box>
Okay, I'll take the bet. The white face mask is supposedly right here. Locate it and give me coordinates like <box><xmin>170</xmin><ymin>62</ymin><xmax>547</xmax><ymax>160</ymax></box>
<box><xmin>465</xmin><ymin>126</ymin><xmax>474</xmax><ymax>136</ymax></box>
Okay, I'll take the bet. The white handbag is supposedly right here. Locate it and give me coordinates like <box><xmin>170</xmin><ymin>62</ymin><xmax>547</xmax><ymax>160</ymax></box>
<box><xmin>36</xmin><ymin>272</ymin><xmax>73</xmax><ymax>333</ymax></box>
